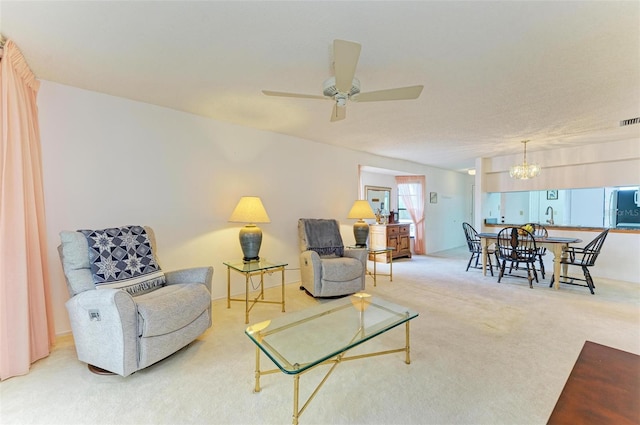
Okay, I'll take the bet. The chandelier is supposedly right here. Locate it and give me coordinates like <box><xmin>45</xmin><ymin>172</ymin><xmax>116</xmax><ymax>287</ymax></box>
<box><xmin>509</xmin><ymin>140</ymin><xmax>541</xmax><ymax>179</ymax></box>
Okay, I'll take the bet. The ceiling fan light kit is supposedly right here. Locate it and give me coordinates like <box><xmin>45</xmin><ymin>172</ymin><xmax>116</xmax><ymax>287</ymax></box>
<box><xmin>262</xmin><ymin>39</ymin><xmax>424</xmax><ymax>122</ymax></box>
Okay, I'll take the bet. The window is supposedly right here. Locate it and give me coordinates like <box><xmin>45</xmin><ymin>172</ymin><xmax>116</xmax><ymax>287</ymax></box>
<box><xmin>397</xmin><ymin>184</ymin><xmax>419</xmax><ymax>237</ymax></box>
<box><xmin>395</xmin><ymin>175</ymin><xmax>425</xmax><ymax>255</ymax></box>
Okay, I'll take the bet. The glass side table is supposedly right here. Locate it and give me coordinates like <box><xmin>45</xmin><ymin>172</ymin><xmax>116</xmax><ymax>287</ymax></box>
<box><xmin>224</xmin><ymin>259</ymin><xmax>288</xmax><ymax>324</ymax></box>
<box><xmin>347</xmin><ymin>246</ymin><xmax>394</xmax><ymax>287</ymax></box>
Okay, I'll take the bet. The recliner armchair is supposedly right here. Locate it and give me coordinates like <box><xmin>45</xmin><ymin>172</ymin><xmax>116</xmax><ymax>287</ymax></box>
<box><xmin>59</xmin><ymin>225</ymin><xmax>213</xmax><ymax>376</ymax></box>
<box><xmin>298</xmin><ymin>218</ymin><xmax>367</xmax><ymax>297</ymax></box>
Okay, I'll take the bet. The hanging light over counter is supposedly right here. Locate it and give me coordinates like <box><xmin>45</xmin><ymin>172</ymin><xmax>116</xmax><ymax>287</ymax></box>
<box><xmin>509</xmin><ymin>140</ymin><xmax>541</xmax><ymax>179</ymax></box>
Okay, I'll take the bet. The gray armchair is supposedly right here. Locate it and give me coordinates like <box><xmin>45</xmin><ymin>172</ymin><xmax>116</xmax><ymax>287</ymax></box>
<box><xmin>298</xmin><ymin>218</ymin><xmax>367</xmax><ymax>297</ymax></box>
<box><xmin>59</xmin><ymin>225</ymin><xmax>213</xmax><ymax>376</ymax></box>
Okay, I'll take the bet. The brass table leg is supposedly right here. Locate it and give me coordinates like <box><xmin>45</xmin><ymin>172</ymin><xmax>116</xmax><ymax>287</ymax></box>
<box><xmin>292</xmin><ymin>375</ymin><xmax>300</xmax><ymax>425</ymax></box>
<box><xmin>254</xmin><ymin>346</ymin><xmax>261</xmax><ymax>393</ymax></box>
<box><xmin>372</xmin><ymin>256</ymin><xmax>377</xmax><ymax>287</ymax></box>
<box><xmin>389</xmin><ymin>250</ymin><xmax>393</xmax><ymax>282</ymax></box>
<box><xmin>227</xmin><ymin>266</ymin><xmax>231</xmax><ymax>308</ymax></box>
<box><xmin>245</xmin><ymin>273</ymin><xmax>250</xmax><ymax>324</ymax></box>
<box><xmin>405</xmin><ymin>321</ymin><xmax>411</xmax><ymax>364</ymax></box>
<box><xmin>281</xmin><ymin>268</ymin><xmax>286</xmax><ymax>312</ymax></box>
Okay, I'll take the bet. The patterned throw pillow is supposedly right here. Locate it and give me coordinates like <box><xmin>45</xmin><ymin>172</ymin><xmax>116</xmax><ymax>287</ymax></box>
<box><xmin>79</xmin><ymin>225</ymin><xmax>165</xmax><ymax>296</ymax></box>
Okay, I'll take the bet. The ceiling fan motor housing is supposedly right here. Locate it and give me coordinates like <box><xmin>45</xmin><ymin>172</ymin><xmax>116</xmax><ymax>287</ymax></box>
<box><xmin>323</xmin><ymin>77</ymin><xmax>361</xmax><ymax>98</ymax></box>
<box><xmin>262</xmin><ymin>40</ymin><xmax>423</xmax><ymax>122</ymax></box>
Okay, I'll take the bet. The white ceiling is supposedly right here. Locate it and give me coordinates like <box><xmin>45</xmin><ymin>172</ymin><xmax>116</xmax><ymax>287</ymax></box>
<box><xmin>2</xmin><ymin>1</ymin><xmax>639</xmax><ymax>172</ymax></box>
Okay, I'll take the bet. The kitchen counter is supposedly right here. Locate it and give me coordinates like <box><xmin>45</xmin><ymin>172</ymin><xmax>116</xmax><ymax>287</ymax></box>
<box><xmin>483</xmin><ymin>223</ymin><xmax>640</xmax><ymax>234</ymax></box>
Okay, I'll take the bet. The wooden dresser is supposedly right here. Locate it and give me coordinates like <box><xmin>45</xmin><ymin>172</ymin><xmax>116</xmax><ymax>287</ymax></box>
<box><xmin>369</xmin><ymin>224</ymin><xmax>412</xmax><ymax>263</ymax></box>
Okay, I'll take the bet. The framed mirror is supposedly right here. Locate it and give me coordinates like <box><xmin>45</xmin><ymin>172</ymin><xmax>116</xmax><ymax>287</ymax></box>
<box><xmin>365</xmin><ymin>185</ymin><xmax>391</xmax><ymax>214</ymax></box>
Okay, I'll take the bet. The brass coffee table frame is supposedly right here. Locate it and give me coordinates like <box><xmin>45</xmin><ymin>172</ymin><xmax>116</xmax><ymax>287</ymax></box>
<box><xmin>246</xmin><ymin>296</ymin><xmax>418</xmax><ymax>425</ymax></box>
<box><xmin>224</xmin><ymin>259</ymin><xmax>287</xmax><ymax>324</ymax></box>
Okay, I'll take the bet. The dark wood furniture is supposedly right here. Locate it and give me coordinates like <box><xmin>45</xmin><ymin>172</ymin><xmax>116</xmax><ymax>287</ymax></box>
<box><xmin>496</xmin><ymin>227</ymin><xmax>539</xmax><ymax>288</ymax></box>
<box><xmin>369</xmin><ymin>223</ymin><xmax>411</xmax><ymax>263</ymax></box>
<box><xmin>525</xmin><ymin>222</ymin><xmax>549</xmax><ymax>278</ymax></box>
<box><xmin>548</xmin><ymin>341</ymin><xmax>640</xmax><ymax>425</ymax></box>
<box><xmin>478</xmin><ymin>232</ymin><xmax>582</xmax><ymax>289</ymax></box>
<box><xmin>463</xmin><ymin>222</ymin><xmax>498</xmax><ymax>276</ymax></box>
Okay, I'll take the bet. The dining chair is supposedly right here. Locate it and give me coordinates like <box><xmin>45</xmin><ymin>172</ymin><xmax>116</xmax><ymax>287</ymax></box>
<box><xmin>525</xmin><ymin>223</ymin><xmax>548</xmax><ymax>279</ymax></box>
<box><xmin>462</xmin><ymin>222</ymin><xmax>498</xmax><ymax>276</ymax></box>
<box><xmin>551</xmin><ymin>229</ymin><xmax>609</xmax><ymax>294</ymax></box>
<box><xmin>496</xmin><ymin>227</ymin><xmax>539</xmax><ymax>288</ymax></box>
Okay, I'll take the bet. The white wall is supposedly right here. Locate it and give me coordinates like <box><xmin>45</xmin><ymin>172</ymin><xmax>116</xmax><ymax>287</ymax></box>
<box><xmin>482</xmin><ymin>139</ymin><xmax>640</xmax><ymax>192</ymax></box>
<box><xmin>425</xmin><ymin>168</ymin><xmax>474</xmax><ymax>253</ymax></box>
<box><xmin>38</xmin><ymin>81</ymin><xmax>469</xmax><ymax>335</ymax></box>
<box><xmin>569</xmin><ymin>188</ymin><xmax>606</xmax><ymax>227</ymax></box>
<box><xmin>360</xmin><ymin>171</ymin><xmax>398</xmax><ymax>212</ymax></box>
<box><xmin>360</xmin><ymin>169</ymin><xmax>473</xmax><ymax>253</ymax></box>
<box><xmin>537</xmin><ymin>229</ymin><xmax>640</xmax><ymax>284</ymax></box>
<box><xmin>501</xmin><ymin>192</ymin><xmax>530</xmax><ymax>224</ymax></box>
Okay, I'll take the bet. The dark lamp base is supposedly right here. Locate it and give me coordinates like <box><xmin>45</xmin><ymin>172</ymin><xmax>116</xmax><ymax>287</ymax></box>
<box><xmin>239</xmin><ymin>225</ymin><xmax>263</xmax><ymax>264</ymax></box>
<box><xmin>353</xmin><ymin>220</ymin><xmax>370</xmax><ymax>248</ymax></box>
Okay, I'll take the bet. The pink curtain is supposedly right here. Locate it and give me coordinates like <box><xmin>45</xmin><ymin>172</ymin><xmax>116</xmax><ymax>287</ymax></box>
<box><xmin>0</xmin><ymin>40</ymin><xmax>54</xmax><ymax>380</ymax></box>
<box><xmin>396</xmin><ymin>175</ymin><xmax>426</xmax><ymax>254</ymax></box>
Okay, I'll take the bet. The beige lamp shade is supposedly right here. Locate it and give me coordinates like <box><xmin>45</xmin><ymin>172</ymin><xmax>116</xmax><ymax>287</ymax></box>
<box><xmin>229</xmin><ymin>196</ymin><xmax>271</xmax><ymax>224</ymax></box>
<box><xmin>347</xmin><ymin>200</ymin><xmax>376</xmax><ymax>219</ymax></box>
<box><xmin>229</xmin><ymin>196</ymin><xmax>270</xmax><ymax>262</ymax></box>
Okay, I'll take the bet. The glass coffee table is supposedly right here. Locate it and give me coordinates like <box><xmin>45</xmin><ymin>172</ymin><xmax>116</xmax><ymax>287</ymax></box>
<box><xmin>245</xmin><ymin>293</ymin><xmax>419</xmax><ymax>424</ymax></box>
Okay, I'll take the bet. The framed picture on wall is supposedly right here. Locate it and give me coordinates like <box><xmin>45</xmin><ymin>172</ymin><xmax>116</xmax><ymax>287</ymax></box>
<box><xmin>547</xmin><ymin>190</ymin><xmax>558</xmax><ymax>200</ymax></box>
<box><xmin>430</xmin><ymin>192</ymin><xmax>438</xmax><ymax>204</ymax></box>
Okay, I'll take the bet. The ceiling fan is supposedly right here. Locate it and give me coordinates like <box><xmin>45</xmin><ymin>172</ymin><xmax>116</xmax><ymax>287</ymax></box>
<box><xmin>262</xmin><ymin>39</ymin><xmax>424</xmax><ymax>122</ymax></box>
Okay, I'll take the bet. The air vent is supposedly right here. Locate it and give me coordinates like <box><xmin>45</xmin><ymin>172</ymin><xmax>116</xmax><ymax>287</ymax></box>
<box><xmin>620</xmin><ymin>117</ymin><xmax>640</xmax><ymax>127</ymax></box>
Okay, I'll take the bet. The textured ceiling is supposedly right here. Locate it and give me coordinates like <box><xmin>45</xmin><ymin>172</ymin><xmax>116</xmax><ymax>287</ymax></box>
<box><xmin>2</xmin><ymin>1</ymin><xmax>639</xmax><ymax>172</ymax></box>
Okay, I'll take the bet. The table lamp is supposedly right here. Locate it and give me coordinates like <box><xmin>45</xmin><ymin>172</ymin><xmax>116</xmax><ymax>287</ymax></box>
<box><xmin>229</xmin><ymin>196</ymin><xmax>271</xmax><ymax>262</ymax></box>
<box><xmin>347</xmin><ymin>200</ymin><xmax>376</xmax><ymax>247</ymax></box>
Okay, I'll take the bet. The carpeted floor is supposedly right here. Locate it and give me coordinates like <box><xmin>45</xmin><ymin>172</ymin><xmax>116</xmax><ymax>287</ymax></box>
<box><xmin>1</xmin><ymin>247</ymin><xmax>639</xmax><ymax>425</ymax></box>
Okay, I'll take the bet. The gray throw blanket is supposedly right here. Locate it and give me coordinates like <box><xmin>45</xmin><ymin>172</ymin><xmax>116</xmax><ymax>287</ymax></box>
<box><xmin>304</xmin><ymin>219</ymin><xmax>344</xmax><ymax>257</ymax></box>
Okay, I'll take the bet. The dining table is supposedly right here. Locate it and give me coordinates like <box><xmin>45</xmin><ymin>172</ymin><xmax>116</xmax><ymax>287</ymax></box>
<box><xmin>478</xmin><ymin>231</ymin><xmax>582</xmax><ymax>289</ymax></box>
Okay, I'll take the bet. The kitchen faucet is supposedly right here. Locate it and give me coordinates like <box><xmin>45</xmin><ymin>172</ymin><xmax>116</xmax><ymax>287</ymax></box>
<box><xmin>545</xmin><ymin>206</ymin><xmax>554</xmax><ymax>225</ymax></box>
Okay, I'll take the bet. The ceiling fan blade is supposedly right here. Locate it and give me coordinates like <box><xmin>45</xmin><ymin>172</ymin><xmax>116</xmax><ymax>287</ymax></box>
<box><xmin>333</xmin><ymin>39</ymin><xmax>361</xmax><ymax>93</ymax></box>
<box><xmin>330</xmin><ymin>103</ymin><xmax>346</xmax><ymax>122</ymax></box>
<box><xmin>262</xmin><ymin>90</ymin><xmax>326</xmax><ymax>100</ymax></box>
<box><xmin>352</xmin><ymin>85</ymin><xmax>424</xmax><ymax>102</ymax></box>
